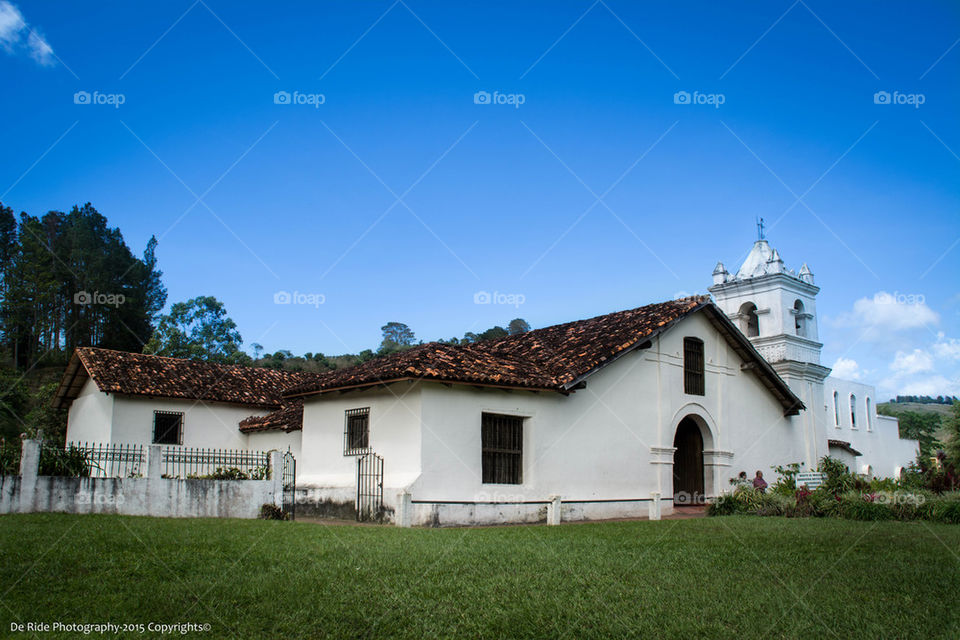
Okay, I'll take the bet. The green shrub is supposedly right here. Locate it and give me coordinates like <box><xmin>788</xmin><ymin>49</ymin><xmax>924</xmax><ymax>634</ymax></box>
<box><xmin>770</xmin><ymin>462</ymin><xmax>803</xmax><ymax>496</ymax></box>
<box><xmin>38</xmin><ymin>444</ymin><xmax>90</xmax><ymax>477</ymax></box>
<box><xmin>818</xmin><ymin>456</ymin><xmax>856</xmax><ymax>495</ymax></box>
<box><xmin>259</xmin><ymin>504</ymin><xmax>290</xmax><ymax>520</ymax></box>
<box><xmin>707</xmin><ymin>486</ymin><xmax>765</xmax><ymax>516</ymax></box>
<box><xmin>757</xmin><ymin>493</ymin><xmax>793</xmax><ymax>517</ymax></box>
<box><xmin>203</xmin><ymin>467</ymin><xmax>250</xmax><ymax>480</ymax></box>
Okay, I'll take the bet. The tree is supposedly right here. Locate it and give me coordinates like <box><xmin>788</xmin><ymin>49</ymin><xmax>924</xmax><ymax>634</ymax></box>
<box><xmin>477</xmin><ymin>326</ymin><xmax>508</xmax><ymax>342</ymax></box>
<box><xmin>507</xmin><ymin>318</ymin><xmax>531</xmax><ymax>335</ymax></box>
<box><xmin>0</xmin><ymin>202</ymin><xmax>167</xmax><ymax>368</ymax></box>
<box><xmin>944</xmin><ymin>401</ymin><xmax>960</xmax><ymax>467</ymax></box>
<box><xmin>380</xmin><ymin>322</ymin><xmax>416</xmax><ymax>353</ymax></box>
<box><xmin>144</xmin><ymin>296</ymin><xmax>246</xmax><ymax>363</ymax></box>
<box><xmin>880</xmin><ymin>407</ymin><xmax>944</xmax><ymax>460</ymax></box>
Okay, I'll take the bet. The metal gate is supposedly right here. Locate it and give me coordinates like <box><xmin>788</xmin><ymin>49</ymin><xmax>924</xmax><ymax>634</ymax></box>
<box><xmin>281</xmin><ymin>450</ymin><xmax>296</xmax><ymax>520</ymax></box>
<box><xmin>356</xmin><ymin>452</ymin><xmax>384</xmax><ymax>522</ymax></box>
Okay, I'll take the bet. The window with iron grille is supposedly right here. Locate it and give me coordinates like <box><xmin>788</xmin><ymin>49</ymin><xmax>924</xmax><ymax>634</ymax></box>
<box><xmin>683</xmin><ymin>337</ymin><xmax>705</xmax><ymax>396</ymax></box>
<box><xmin>153</xmin><ymin>411</ymin><xmax>183</xmax><ymax>445</ymax></box>
<box><xmin>344</xmin><ymin>408</ymin><xmax>370</xmax><ymax>455</ymax></box>
<box><xmin>481</xmin><ymin>413</ymin><xmax>523</xmax><ymax>484</ymax></box>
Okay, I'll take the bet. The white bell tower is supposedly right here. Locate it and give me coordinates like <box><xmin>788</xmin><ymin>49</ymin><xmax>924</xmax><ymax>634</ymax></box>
<box><xmin>708</xmin><ymin>222</ymin><xmax>831</xmax><ymax>466</ymax></box>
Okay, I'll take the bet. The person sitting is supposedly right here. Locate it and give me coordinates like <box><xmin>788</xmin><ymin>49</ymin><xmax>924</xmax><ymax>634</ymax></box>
<box><xmin>753</xmin><ymin>470</ymin><xmax>768</xmax><ymax>493</ymax></box>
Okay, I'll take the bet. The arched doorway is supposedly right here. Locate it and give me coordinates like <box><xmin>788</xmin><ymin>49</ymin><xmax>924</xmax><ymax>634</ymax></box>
<box><xmin>673</xmin><ymin>416</ymin><xmax>704</xmax><ymax>505</ymax></box>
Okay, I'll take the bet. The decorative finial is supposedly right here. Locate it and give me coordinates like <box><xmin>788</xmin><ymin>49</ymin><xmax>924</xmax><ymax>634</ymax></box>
<box><xmin>756</xmin><ymin>216</ymin><xmax>766</xmax><ymax>241</ymax></box>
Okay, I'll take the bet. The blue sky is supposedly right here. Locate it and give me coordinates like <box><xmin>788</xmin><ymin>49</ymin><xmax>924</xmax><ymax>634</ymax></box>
<box><xmin>1</xmin><ymin>0</ymin><xmax>958</xmax><ymax>398</ymax></box>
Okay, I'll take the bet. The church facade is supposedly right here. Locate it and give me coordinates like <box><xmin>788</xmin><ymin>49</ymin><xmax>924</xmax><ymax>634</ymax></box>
<box><xmin>57</xmin><ymin>238</ymin><xmax>919</xmax><ymax>525</ymax></box>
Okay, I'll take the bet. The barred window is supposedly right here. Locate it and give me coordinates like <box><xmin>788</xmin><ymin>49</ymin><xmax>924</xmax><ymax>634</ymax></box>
<box><xmin>684</xmin><ymin>337</ymin><xmax>705</xmax><ymax>396</ymax></box>
<box><xmin>344</xmin><ymin>408</ymin><xmax>370</xmax><ymax>455</ymax></box>
<box><xmin>481</xmin><ymin>413</ymin><xmax>523</xmax><ymax>484</ymax></box>
<box><xmin>153</xmin><ymin>411</ymin><xmax>183</xmax><ymax>445</ymax></box>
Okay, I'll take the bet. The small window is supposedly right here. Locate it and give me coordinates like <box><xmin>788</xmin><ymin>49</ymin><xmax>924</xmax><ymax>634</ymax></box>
<box><xmin>833</xmin><ymin>391</ymin><xmax>840</xmax><ymax>427</ymax></box>
<box><xmin>482</xmin><ymin>413</ymin><xmax>523</xmax><ymax>484</ymax></box>
<box><xmin>683</xmin><ymin>337</ymin><xmax>705</xmax><ymax>396</ymax></box>
<box><xmin>850</xmin><ymin>394</ymin><xmax>857</xmax><ymax>429</ymax></box>
<box><xmin>153</xmin><ymin>411</ymin><xmax>183</xmax><ymax>445</ymax></box>
<box><xmin>865</xmin><ymin>397</ymin><xmax>872</xmax><ymax>431</ymax></box>
<box><xmin>739</xmin><ymin>302</ymin><xmax>759</xmax><ymax>337</ymax></box>
<box><xmin>794</xmin><ymin>299</ymin><xmax>806</xmax><ymax>337</ymax></box>
<box><xmin>344</xmin><ymin>408</ymin><xmax>370</xmax><ymax>455</ymax></box>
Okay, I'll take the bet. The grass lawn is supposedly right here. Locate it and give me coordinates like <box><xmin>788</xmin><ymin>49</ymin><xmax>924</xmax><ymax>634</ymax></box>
<box><xmin>1</xmin><ymin>514</ymin><xmax>958</xmax><ymax>639</ymax></box>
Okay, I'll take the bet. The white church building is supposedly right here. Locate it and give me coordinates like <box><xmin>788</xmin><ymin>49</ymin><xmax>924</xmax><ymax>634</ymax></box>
<box><xmin>57</xmin><ymin>238</ymin><xmax>919</xmax><ymax>525</ymax></box>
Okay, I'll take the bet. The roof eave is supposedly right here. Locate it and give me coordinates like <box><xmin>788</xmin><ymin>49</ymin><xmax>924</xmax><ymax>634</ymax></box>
<box><xmin>285</xmin><ymin>376</ymin><xmax>561</xmax><ymax>399</ymax></box>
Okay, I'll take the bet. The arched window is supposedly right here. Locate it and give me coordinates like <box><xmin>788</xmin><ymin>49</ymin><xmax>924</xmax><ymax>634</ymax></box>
<box><xmin>739</xmin><ymin>302</ymin><xmax>759</xmax><ymax>337</ymax></box>
<box><xmin>850</xmin><ymin>394</ymin><xmax>857</xmax><ymax>429</ymax></box>
<box><xmin>833</xmin><ymin>391</ymin><xmax>840</xmax><ymax>426</ymax></box>
<box><xmin>865</xmin><ymin>397</ymin><xmax>872</xmax><ymax>431</ymax></box>
<box><xmin>794</xmin><ymin>299</ymin><xmax>806</xmax><ymax>337</ymax></box>
<box><xmin>683</xmin><ymin>337</ymin><xmax>705</xmax><ymax>396</ymax></box>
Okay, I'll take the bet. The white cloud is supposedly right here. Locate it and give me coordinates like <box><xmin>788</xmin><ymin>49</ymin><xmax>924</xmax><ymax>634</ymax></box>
<box><xmin>0</xmin><ymin>1</ymin><xmax>54</xmax><ymax>66</ymax></box>
<box><xmin>0</xmin><ymin>1</ymin><xmax>25</xmax><ymax>49</ymax></box>
<box><xmin>833</xmin><ymin>291</ymin><xmax>939</xmax><ymax>336</ymax></box>
<box><xmin>891</xmin><ymin>349</ymin><xmax>935</xmax><ymax>375</ymax></box>
<box><xmin>896</xmin><ymin>375</ymin><xmax>960</xmax><ymax>397</ymax></box>
<box><xmin>933</xmin><ymin>335</ymin><xmax>960</xmax><ymax>361</ymax></box>
<box><xmin>830</xmin><ymin>357</ymin><xmax>861</xmax><ymax>380</ymax></box>
<box><xmin>26</xmin><ymin>29</ymin><xmax>53</xmax><ymax>65</ymax></box>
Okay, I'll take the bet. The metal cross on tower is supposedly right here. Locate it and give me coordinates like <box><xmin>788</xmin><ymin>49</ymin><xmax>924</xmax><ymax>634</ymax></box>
<box><xmin>756</xmin><ymin>217</ymin><xmax>766</xmax><ymax>241</ymax></box>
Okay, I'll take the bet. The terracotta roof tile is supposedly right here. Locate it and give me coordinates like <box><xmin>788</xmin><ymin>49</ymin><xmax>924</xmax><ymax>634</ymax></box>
<box><xmin>239</xmin><ymin>398</ymin><xmax>304</xmax><ymax>433</ymax></box>
<box><xmin>69</xmin><ymin>348</ymin><xmax>320</xmax><ymax>408</ymax></box>
<box><xmin>283</xmin><ymin>298</ymin><xmax>705</xmax><ymax>396</ymax></box>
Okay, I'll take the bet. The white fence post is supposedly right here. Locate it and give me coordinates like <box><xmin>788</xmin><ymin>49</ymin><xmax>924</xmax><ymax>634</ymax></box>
<box><xmin>270</xmin><ymin>451</ymin><xmax>283</xmax><ymax>507</ymax></box>
<box><xmin>18</xmin><ymin>438</ymin><xmax>40</xmax><ymax>513</ymax></box>
<box><xmin>396</xmin><ymin>490</ymin><xmax>412</xmax><ymax>528</ymax></box>
<box><xmin>648</xmin><ymin>492</ymin><xmax>661</xmax><ymax>521</ymax></box>
<box><xmin>548</xmin><ymin>495</ymin><xmax>562</xmax><ymax>525</ymax></box>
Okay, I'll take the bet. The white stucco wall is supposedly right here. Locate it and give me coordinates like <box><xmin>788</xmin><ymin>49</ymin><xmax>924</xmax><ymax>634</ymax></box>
<box><xmin>65</xmin><ymin>385</ymin><xmax>279</xmax><ymax>452</ymax></box>
<box><xmin>65</xmin><ymin>378</ymin><xmax>114</xmax><ymax>444</ymax></box>
<box><xmin>296</xmin><ymin>311</ymin><xmax>805</xmax><ymax>525</ymax></box>
<box><xmin>246</xmin><ymin>429</ymin><xmax>302</xmax><ymax>461</ymax></box>
<box><xmin>296</xmin><ymin>383</ymin><xmax>422</xmax><ymax>517</ymax></box>
<box><xmin>108</xmin><ymin>395</ymin><xmax>261</xmax><ymax>449</ymax></box>
<box><xmin>824</xmin><ymin>377</ymin><xmax>918</xmax><ymax>478</ymax></box>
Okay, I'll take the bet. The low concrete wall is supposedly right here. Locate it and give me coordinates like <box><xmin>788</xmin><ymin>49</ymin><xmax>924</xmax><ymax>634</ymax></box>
<box><xmin>0</xmin><ymin>440</ymin><xmax>283</xmax><ymax>519</ymax></box>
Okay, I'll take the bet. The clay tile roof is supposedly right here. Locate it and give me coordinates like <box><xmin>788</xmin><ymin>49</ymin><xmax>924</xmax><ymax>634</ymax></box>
<box><xmin>282</xmin><ymin>297</ymin><xmax>803</xmax><ymax>416</ymax></box>
<box><xmin>828</xmin><ymin>439</ymin><xmax>862</xmax><ymax>457</ymax></box>
<box><xmin>239</xmin><ymin>398</ymin><xmax>304</xmax><ymax>433</ymax></box>
<box><xmin>283</xmin><ymin>298</ymin><xmax>695</xmax><ymax>394</ymax></box>
<box><xmin>53</xmin><ymin>347</ymin><xmax>322</xmax><ymax>410</ymax></box>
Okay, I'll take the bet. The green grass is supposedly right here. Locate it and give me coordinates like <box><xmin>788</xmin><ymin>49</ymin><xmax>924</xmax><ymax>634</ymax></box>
<box><xmin>1</xmin><ymin>515</ymin><xmax>958</xmax><ymax>639</ymax></box>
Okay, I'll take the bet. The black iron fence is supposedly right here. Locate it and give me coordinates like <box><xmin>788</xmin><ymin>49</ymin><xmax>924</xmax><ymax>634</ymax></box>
<box><xmin>68</xmin><ymin>442</ymin><xmax>145</xmax><ymax>478</ymax></box>
<box><xmin>162</xmin><ymin>446</ymin><xmax>271</xmax><ymax>480</ymax></box>
<box><xmin>356</xmin><ymin>451</ymin><xmax>384</xmax><ymax>522</ymax></box>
